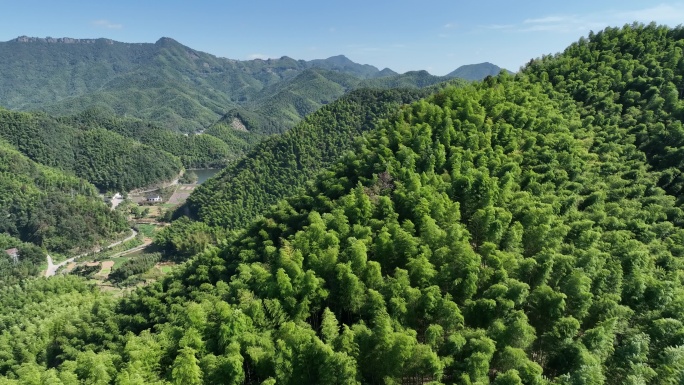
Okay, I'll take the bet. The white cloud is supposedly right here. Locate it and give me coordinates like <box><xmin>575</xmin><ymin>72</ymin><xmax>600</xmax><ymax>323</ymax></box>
<box><xmin>482</xmin><ymin>3</ymin><xmax>684</xmax><ymax>34</ymax></box>
<box><xmin>493</xmin><ymin>14</ymin><xmax>603</xmax><ymax>33</ymax></box>
<box><xmin>483</xmin><ymin>24</ymin><xmax>515</xmax><ymax>30</ymax></box>
<box><xmin>443</xmin><ymin>22</ymin><xmax>458</xmax><ymax>29</ymax></box>
<box><xmin>523</xmin><ymin>16</ymin><xmax>567</xmax><ymax>24</ymax></box>
<box><xmin>91</xmin><ymin>19</ymin><xmax>123</xmax><ymax>29</ymax></box>
<box><xmin>618</xmin><ymin>3</ymin><xmax>684</xmax><ymax>23</ymax></box>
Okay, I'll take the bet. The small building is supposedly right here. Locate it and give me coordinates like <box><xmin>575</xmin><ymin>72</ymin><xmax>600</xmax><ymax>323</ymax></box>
<box><xmin>112</xmin><ymin>192</ymin><xmax>123</xmax><ymax>199</ymax></box>
<box><xmin>147</xmin><ymin>194</ymin><xmax>163</xmax><ymax>203</ymax></box>
<box><xmin>4</xmin><ymin>248</ymin><xmax>19</xmax><ymax>264</ymax></box>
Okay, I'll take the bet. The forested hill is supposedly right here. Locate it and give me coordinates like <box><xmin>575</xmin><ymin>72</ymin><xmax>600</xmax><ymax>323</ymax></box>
<box><xmin>0</xmin><ymin>108</ymin><xmax>182</xmax><ymax>191</ymax></box>
<box><xmin>3</xmin><ymin>24</ymin><xmax>684</xmax><ymax>385</ymax></box>
<box><xmin>60</xmin><ymin>108</ymin><xmax>256</xmax><ymax>168</ymax></box>
<box><xmin>0</xmin><ymin>138</ymin><xmax>128</xmax><ymax>281</ymax></box>
<box><xmin>0</xmin><ymin>36</ymin><xmax>505</xmax><ymax>133</ymax></box>
<box><xmin>181</xmin><ymin>87</ymin><xmax>435</xmax><ymax>230</ymax></box>
<box><xmin>523</xmin><ymin>23</ymin><xmax>684</xmax><ymax>201</ymax></box>
<box><xmin>203</xmin><ymin>69</ymin><xmax>453</xmax><ymax>138</ymax></box>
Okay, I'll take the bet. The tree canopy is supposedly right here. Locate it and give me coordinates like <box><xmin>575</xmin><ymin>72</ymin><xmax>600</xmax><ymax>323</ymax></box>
<box><xmin>0</xmin><ymin>108</ymin><xmax>182</xmax><ymax>191</ymax></box>
<box><xmin>183</xmin><ymin>87</ymin><xmax>432</xmax><ymax>230</ymax></box>
<box><xmin>0</xmin><ymin>138</ymin><xmax>128</xmax><ymax>254</ymax></box>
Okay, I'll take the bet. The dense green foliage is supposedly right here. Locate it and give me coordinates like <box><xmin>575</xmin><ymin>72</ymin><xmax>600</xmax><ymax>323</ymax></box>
<box><xmin>70</xmin><ymin>264</ymin><xmax>101</xmax><ymax>279</ymax></box>
<box><xmin>243</xmin><ymin>68</ymin><xmax>363</xmax><ymax>134</ymax></box>
<box><xmin>0</xmin><ymin>234</ymin><xmax>46</xmax><ymax>285</ymax></box>
<box><xmin>0</xmin><ymin>108</ymin><xmax>182</xmax><ymax>190</ymax></box>
<box><xmin>3</xmin><ymin>24</ymin><xmax>684</xmax><ymax>385</ymax></box>
<box><xmin>179</xmin><ymin>171</ymin><xmax>199</xmax><ymax>184</ymax></box>
<box><xmin>184</xmin><ymin>88</ymin><xmax>431</xmax><ymax>230</ymax></box>
<box><xmin>0</xmin><ymin>277</ymin><xmax>117</xmax><ymax>383</ymax></box>
<box><xmin>208</xmin><ymin>69</ymin><xmax>455</xmax><ymax>136</ymax></box>
<box><xmin>154</xmin><ymin>217</ymin><xmax>230</xmax><ymax>260</ymax></box>
<box><xmin>108</xmin><ymin>252</ymin><xmax>162</xmax><ymax>285</ymax></box>
<box><xmin>524</xmin><ymin>23</ymin><xmax>684</xmax><ymax>201</ymax></box>
<box><xmin>361</xmin><ymin>70</ymin><xmax>451</xmax><ymax>89</ymax></box>
<box><xmin>0</xmin><ymin>37</ymin><xmax>391</xmax><ymax>132</ymax></box>
<box><xmin>61</xmin><ymin>108</ymin><xmax>243</xmax><ymax>168</ymax></box>
<box><xmin>0</xmin><ymin>139</ymin><xmax>128</xmax><ymax>255</ymax></box>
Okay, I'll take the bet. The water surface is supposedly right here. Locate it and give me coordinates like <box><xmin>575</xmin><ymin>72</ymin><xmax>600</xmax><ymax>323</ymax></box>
<box><xmin>192</xmin><ymin>168</ymin><xmax>221</xmax><ymax>184</ymax></box>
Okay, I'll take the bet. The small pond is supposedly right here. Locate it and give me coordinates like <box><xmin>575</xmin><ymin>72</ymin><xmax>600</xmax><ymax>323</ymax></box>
<box><xmin>191</xmin><ymin>168</ymin><xmax>222</xmax><ymax>184</ymax></box>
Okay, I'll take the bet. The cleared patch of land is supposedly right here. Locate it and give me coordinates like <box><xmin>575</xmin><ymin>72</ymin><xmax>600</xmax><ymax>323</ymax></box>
<box><xmin>167</xmin><ymin>189</ymin><xmax>192</xmax><ymax>205</ymax></box>
<box><xmin>96</xmin><ymin>261</ymin><xmax>114</xmax><ymax>277</ymax></box>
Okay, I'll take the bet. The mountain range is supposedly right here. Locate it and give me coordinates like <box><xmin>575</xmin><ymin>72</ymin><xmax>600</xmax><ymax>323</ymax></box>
<box><xmin>0</xmin><ymin>36</ymin><xmax>507</xmax><ymax>133</ymax></box>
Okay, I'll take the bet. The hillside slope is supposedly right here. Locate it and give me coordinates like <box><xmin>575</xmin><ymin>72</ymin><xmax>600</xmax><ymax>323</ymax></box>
<box><xmin>210</xmin><ymin>69</ymin><xmax>452</xmax><ymax>136</ymax></box>
<box><xmin>524</xmin><ymin>23</ymin><xmax>684</xmax><ymax>201</ymax></box>
<box><xmin>0</xmin><ymin>138</ymin><xmax>128</xmax><ymax>256</ymax></box>
<box><xmin>0</xmin><ymin>108</ymin><xmax>182</xmax><ymax>191</ymax></box>
<box><xmin>0</xmin><ymin>37</ymin><xmax>393</xmax><ymax>132</ymax></box>
<box><xmin>182</xmin><ymin>87</ymin><xmax>432</xmax><ymax>230</ymax></box>
<box><xmin>61</xmin><ymin>108</ymin><xmax>245</xmax><ymax>168</ymax></box>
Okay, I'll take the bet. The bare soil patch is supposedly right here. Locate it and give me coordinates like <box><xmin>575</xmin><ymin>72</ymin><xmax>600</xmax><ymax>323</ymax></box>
<box><xmin>96</xmin><ymin>261</ymin><xmax>115</xmax><ymax>277</ymax></box>
<box><xmin>167</xmin><ymin>190</ymin><xmax>191</xmax><ymax>205</ymax></box>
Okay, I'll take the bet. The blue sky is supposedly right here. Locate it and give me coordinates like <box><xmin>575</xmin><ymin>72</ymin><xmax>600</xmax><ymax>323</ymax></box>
<box><xmin>2</xmin><ymin>1</ymin><xmax>684</xmax><ymax>75</ymax></box>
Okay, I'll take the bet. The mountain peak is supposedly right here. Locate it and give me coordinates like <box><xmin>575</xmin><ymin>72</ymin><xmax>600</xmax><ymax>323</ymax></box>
<box><xmin>155</xmin><ymin>37</ymin><xmax>180</xmax><ymax>45</ymax></box>
<box><xmin>326</xmin><ymin>54</ymin><xmax>351</xmax><ymax>61</ymax></box>
<box><xmin>445</xmin><ymin>62</ymin><xmax>509</xmax><ymax>80</ymax></box>
<box><xmin>378</xmin><ymin>67</ymin><xmax>397</xmax><ymax>74</ymax></box>
<box><xmin>320</xmin><ymin>55</ymin><xmax>356</xmax><ymax>66</ymax></box>
<box><xmin>306</xmin><ymin>55</ymin><xmax>386</xmax><ymax>79</ymax></box>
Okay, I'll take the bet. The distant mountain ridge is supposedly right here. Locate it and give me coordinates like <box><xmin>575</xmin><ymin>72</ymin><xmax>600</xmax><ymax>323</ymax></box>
<box><xmin>14</xmin><ymin>35</ymin><xmax>114</xmax><ymax>44</ymax></box>
<box><xmin>0</xmin><ymin>35</ymin><xmax>507</xmax><ymax>133</ymax></box>
<box><xmin>445</xmin><ymin>62</ymin><xmax>511</xmax><ymax>80</ymax></box>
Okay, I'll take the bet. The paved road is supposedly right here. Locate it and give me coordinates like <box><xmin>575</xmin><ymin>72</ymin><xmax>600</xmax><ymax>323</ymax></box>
<box><xmin>107</xmin><ymin>239</ymin><xmax>153</xmax><ymax>259</ymax></box>
<box><xmin>44</xmin><ymin>229</ymin><xmax>138</xmax><ymax>277</ymax></box>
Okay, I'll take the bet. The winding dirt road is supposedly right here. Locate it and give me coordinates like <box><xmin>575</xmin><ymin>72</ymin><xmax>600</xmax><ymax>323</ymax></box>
<box><xmin>44</xmin><ymin>229</ymin><xmax>138</xmax><ymax>277</ymax></box>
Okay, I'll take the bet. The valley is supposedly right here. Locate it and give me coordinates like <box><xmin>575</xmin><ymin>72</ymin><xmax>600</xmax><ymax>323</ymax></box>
<box><xmin>44</xmin><ymin>228</ymin><xmax>137</xmax><ymax>277</ymax></box>
<box><xmin>45</xmin><ymin>169</ymin><xmax>222</xmax><ymax>290</ymax></box>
